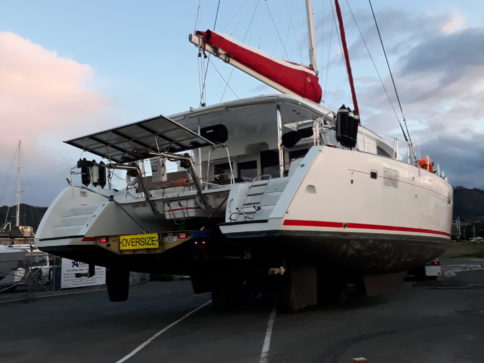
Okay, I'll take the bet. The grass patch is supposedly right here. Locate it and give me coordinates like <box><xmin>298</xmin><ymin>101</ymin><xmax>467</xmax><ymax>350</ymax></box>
<box><xmin>442</xmin><ymin>242</ymin><xmax>484</xmax><ymax>258</ymax></box>
<box><xmin>455</xmin><ymin>250</ymin><xmax>484</xmax><ymax>258</ymax></box>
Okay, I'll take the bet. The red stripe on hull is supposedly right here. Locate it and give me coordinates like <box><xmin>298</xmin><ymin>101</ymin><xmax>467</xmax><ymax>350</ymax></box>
<box><xmin>283</xmin><ymin>220</ymin><xmax>344</xmax><ymax>228</ymax></box>
<box><xmin>283</xmin><ymin>219</ymin><xmax>450</xmax><ymax>238</ymax></box>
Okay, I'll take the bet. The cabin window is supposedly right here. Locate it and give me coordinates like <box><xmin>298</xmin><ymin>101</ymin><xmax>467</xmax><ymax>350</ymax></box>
<box><xmin>238</xmin><ymin>160</ymin><xmax>257</xmax><ymax>180</ymax></box>
<box><xmin>214</xmin><ymin>163</ymin><xmax>231</xmax><ymax>177</ymax></box>
<box><xmin>289</xmin><ymin>148</ymin><xmax>308</xmax><ymax>160</ymax></box>
<box><xmin>377</xmin><ymin>146</ymin><xmax>391</xmax><ymax>158</ymax></box>
<box><xmin>213</xmin><ymin>162</ymin><xmax>233</xmax><ymax>184</ymax></box>
<box><xmin>260</xmin><ymin>150</ymin><xmax>279</xmax><ymax>178</ymax></box>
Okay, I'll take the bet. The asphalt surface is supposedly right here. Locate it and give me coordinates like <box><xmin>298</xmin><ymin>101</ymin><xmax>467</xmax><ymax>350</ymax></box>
<box><xmin>0</xmin><ymin>259</ymin><xmax>483</xmax><ymax>363</ymax></box>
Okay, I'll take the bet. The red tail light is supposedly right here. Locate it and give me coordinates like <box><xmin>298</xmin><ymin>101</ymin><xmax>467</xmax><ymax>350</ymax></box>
<box><xmin>98</xmin><ymin>237</ymin><xmax>108</xmax><ymax>243</ymax></box>
<box><xmin>432</xmin><ymin>260</ymin><xmax>440</xmax><ymax>265</ymax></box>
<box><xmin>178</xmin><ymin>233</ymin><xmax>188</xmax><ymax>239</ymax></box>
<box><xmin>81</xmin><ymin>237</ymin><xmax>96</xmax><ymax>242</ymax></box>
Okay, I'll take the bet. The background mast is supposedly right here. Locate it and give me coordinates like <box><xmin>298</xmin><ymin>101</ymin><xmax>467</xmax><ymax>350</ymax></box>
<box><xmin>305</xmin><ymin>0</ymin><xmax>318</xmax><ymax>75</ymax></box>
<box><xmin>15</xmin><ymin>140</ymin><xmax>21</xmax><ymax>227</ymax></box>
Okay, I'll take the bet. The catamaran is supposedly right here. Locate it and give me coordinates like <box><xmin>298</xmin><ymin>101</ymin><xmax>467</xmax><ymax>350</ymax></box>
<box><xmin>35</xmin><ymin>0</ymin><xmax>452</xmax><ymax>311</ymax></box>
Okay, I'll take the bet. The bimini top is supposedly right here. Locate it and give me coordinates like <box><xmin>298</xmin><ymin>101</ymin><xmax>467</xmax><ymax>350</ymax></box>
<box><xmin>65</xmin><ymin>114</ymin><xmax>215</xmax><ymax>163</ymax></box>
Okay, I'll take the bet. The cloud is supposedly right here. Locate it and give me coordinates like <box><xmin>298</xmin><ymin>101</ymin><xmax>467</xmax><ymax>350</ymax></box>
<box><xmin>421</xmin><ymin>135</ymin><xmax>484</xmax><ymax>190</ymax></box>
<box><xmin>356</xmin><ymin>12</ymin><xmax>484</xmax><ymax>189</ymax></box>
<box><xmin>0</xmin><ymin>32</ymin><xmax>108</xmax><ymax>205</ymax></box>
<box><xmin>440</xmin><ymin>11</ymin><xmax>467</xmax><ymax>35</ymax></box>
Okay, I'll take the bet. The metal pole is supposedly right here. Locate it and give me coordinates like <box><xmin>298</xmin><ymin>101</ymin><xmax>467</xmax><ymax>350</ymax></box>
<box><xmin>305</xmin><ymin>0</ymin><xmax>318</xmax><ymax>74</ymax></box>
<box><xmin>276</xmin><ymin>106</ymin><xmax>284</xmax><ymax>178</ymax></box>
<box><xmin>197</xmin><ymin>118</ymin><xmax>203</xmax><ymax>179</ymax></box>
<box><xmin>334</xmin><ymin>0</ymin><xmax>360</xmax><ymax>117</ymax></box>
<box><xmin>15</xmin><ymin>140</ymin><xmax>21</xmax><ymax>227</ymax></box>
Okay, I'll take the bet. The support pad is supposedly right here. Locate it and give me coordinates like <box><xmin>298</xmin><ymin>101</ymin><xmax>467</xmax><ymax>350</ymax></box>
<box><xmin>362</xmin><ymin>272</ymin><xmax>406</xmax><ymax>297</ymax></box>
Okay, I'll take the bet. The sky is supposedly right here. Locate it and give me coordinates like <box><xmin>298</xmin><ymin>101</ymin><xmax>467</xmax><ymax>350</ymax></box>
<box><xmin>0</xmin><ymin>0</ymin><xmax>483</xmax><ymax>206</ymax></box>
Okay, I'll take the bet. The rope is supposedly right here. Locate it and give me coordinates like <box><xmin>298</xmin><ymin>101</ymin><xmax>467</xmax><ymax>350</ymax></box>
<box><xmin>368</xmin><ymin>0</ymin><xmax>414</xmax><ymax>155</ymax></box>
<box><xmin>199</xmin><ymin>0</ymin><xmax>222</xmax><ymax>107</ymax></box>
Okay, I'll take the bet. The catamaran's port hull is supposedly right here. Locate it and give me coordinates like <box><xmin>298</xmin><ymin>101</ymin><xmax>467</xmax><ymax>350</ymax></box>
<box><xmin>39</xmin><ymin>242</ymin><xmax>194</xmax><ymax>275</ymax></box>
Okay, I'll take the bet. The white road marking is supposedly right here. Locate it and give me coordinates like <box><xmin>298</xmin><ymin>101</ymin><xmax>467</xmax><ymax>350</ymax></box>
<box><xmin>115</xmin><ymin>300</ymin><xmax>211</xmax><ymax>363</ymax></box>
<box><xmin>443</xmin><ymin>264</ymin><xmax>484</xmax><ymax>277</ymax></box>
<box><xmin>259</xmin><ymin>307</ymin><xmax>277</xmax><ymax>363</ymax></box>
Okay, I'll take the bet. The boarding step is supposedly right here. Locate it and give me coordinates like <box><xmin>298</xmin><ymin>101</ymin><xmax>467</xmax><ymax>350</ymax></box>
<box><xmin>55</xmin><ymin>215</ymin><xmax>92</xmax><ymax>227</ymax></box>
<box><xmin>243</xmin><ymin>181</ymin><xmax>269</xmax><ymax>207</ymax></box>
<box><xmin>65</xmin><ymin>206</ymin><xmax>98</xmax><ymax>216</ymax></box>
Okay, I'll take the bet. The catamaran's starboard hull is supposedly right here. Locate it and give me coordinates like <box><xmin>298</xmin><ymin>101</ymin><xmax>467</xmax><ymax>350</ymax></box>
<box><xmin>218</xmin><ymin>230</ymin><xmax>449</xmax><ymax>274</ymax></box>
<box><xmin>220</xmin><ymin>145</ymin><xmax>453</xmax><ymax>274</ymax></box>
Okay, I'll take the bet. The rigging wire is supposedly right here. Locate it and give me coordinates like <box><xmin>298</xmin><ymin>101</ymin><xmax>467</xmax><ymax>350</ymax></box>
<box><xmin>193</xmin><ymin>0</ymin><xmax>202</xmax><ymax>32</ymax></box>
<box><xmin>199</xmin><ymin>0</ymin><xmax>222</xmax><ymax>106</ymax></box>
<box><xmin>344</xmin><ymin>0</ymin><xmax>408</xmax><ymax>142</ymax></box>
<box><xmin>284</xmin><ymin>0</ymin><xmax>304</xmax><ymax>64</ymax></box>
<box><xmin>220</xmin><ymin>0</ymin><xmax>261</xmax><ymax>102</ymax></box>
<box><xmin>194</xmin><ymin>0</ymin><xmax>204</xmax><ymax>103</ymax></box>
<box><xmin>323</xmin><ymin>0</ymin><xmax>336</xmax><ymax>103</ymax></box>
<box><xmin>368</xmin><ymin>0</ymin><xmax>414</xmax><ymax>158</ymax></box>
<box><xmin>329</xmin><ymin>0</ymin><xmax>351</xmax><ymax>103</ymax></box>
<box><xmin>209</xmin><ymin>59</ymin><xmax>239</xmax><ymax>99</ymax></box>
<box><xmin>264</xmin><ymin>0</ymin><xmax>290</xmax><ymax>59</ymax></box>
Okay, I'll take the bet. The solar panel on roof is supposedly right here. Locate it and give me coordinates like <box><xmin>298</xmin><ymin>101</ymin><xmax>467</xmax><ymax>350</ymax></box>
<box><xmin>65</xmin><ymin>114</ymin><xmax>215</xmax><ymax>163</ymax></box>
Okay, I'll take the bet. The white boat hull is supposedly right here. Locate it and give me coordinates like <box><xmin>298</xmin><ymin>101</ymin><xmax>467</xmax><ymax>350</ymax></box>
<box><xmin>220</xmin><ymin>146</ymin><xmax>452</xmax><ymax>273</ymax></box>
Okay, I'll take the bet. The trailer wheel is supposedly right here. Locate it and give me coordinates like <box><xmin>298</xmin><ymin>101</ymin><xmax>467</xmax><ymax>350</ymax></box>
<box><xmin>106</xmin><ymin>268</ymin><xmax>129</xmax><ymax>302</ymax></box>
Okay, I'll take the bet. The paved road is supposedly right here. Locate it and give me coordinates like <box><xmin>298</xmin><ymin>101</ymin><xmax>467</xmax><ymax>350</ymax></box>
<box><xmin>0</xmin><ymin>260</ymin><xmax>483</xmax><ymax>363</ymax></box>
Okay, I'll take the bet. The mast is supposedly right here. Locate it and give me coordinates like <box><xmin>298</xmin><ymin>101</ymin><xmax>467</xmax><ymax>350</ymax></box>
<box><xmin>305</xmin><ymin>0</ymin><xmax>318</xmax><ymax>74</ymax></box>
<box><xmin>15</xmin><ymin>140</ymin><xmax>21</xmax><ymax>227</ymax></box>
<box><xmin>334</xmin><ymin>0</ymin><xmax>360</xmax><ymax>117</ymax></box>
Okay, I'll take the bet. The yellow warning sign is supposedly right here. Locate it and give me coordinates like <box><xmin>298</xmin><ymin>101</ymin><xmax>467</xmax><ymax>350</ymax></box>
<box><xmin>119</xmin><ymin>233</ymin><xmax>159</xmax><ymax>250</ymax></box>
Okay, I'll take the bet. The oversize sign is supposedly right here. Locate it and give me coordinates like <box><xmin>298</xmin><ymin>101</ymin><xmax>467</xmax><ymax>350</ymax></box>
<box><xmin>119</xmin><ymin>233</ymin><xmax>159</xmax><ymax>250</ymax></box>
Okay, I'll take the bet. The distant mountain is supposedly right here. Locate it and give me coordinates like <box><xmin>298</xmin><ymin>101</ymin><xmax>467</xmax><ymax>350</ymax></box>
<box><xmin>0</xmin><ymin>204</ymin><xmax>48</xmax><ymax>232</ymax></box>
<box><xmin>453</xmin><ymin>187</ymin><xmax>484</xmax><ymax>222</ymax></box>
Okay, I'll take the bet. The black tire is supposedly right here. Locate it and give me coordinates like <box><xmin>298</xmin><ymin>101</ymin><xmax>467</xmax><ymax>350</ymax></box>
<box><xmin>106</xmin><ymin>268</ymin><xmax>130</xmax><ymax>302</ymax></box>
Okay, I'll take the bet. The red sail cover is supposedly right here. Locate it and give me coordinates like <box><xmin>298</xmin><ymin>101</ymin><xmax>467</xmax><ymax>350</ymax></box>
<box><xmin>197</xmin><ymin>30</ymin><xmax>322</xmax><ymax>103</ymax></box>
